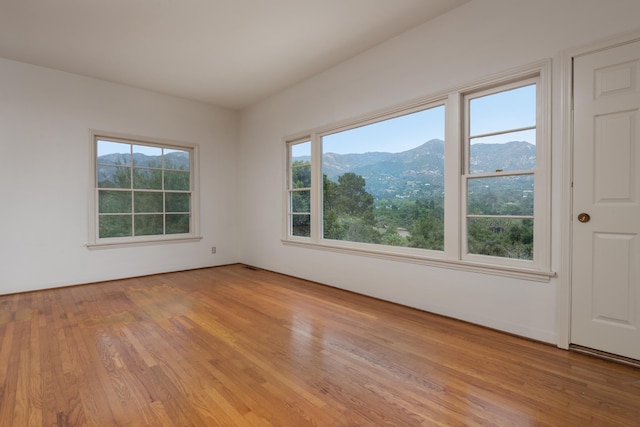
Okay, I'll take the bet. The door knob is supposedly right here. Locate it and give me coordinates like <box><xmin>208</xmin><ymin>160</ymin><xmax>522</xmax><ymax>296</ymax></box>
<box><xmin>577</xmin><ymin>213</ymin><xmax>591</xmax><ymax>223</ymax></box>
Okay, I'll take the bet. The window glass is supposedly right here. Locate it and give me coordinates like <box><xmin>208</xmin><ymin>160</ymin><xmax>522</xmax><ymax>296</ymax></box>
<box><xmin>291</xmin><ymin>143</ymin><xmax>311</xmax><ymax>188</ymax></box>
<box><xmin>291</xmin><ymin>190</ymin><xmax>310</xmax><ymax>213</ymax></box>
<box><xmin>97</xmin><ymin>141</ymin><xmax>130</xmax><ymax>164</ymax></box>
<box><xmin>132</xmin><ymin>145</ymin><xmax>162</xmax><ymax>166</ymax></box>
<box><xmin>467</xmin><ymin>175</ymin><xmax>534</xmax><ymax>216</ymax></box>
<box><xmin>166</xmin><ymin>214</ymin><xmax>190</xmax><ymax>234</ymax></box>
<box><xmin>469</xmin><ymin>130</ymin><xmax>536</xmax><ymax>174</ymax></box>
<box><xmin>134</xmin><ymin>214</ymin><xmax>163</xmax><ymax>236</ymax></box>
<box><xmin>133</xmin><ymin>168</ymin><xmax>162</xmax><ymax>189</ymax></box>
<box><xmin>134</xmin><ymin>192</ymin><xmax>163</xmax><ymax>213</ymax></box>
<box><xmin>292</xmin><ymin>214</ymin><xmax>310</xmax><ymax>237</ymax></box>
<box><xmin>99</xmin><ymin>191</ymin><xmax>131</xmax><ymax>213</ymax></box>
<box><xmin>469</xmin><ymin>84</ymin><xmax>536</xmax><ymax>136</ymax></box>
<box><xmin>164</xmin><ymin>149</ymin><xmax>190</xmax><ymax>171</ymax></box>
<box><xmin>468</xmin><ymin>218</ymin><xmax>533</xmax><ymax>260</ymax></box>
<box><xmin>165</xmin><ymin>193</ymin><xmax>190</xmax><ymax>212</ymax></box>
<box><xmin>164</xmin><ymin>170</ymin><xmax>190</xmax><ymax>191</ymax></box>
<box><xmin>99</xmin><ymin>215</ymin><xmax>132</xmax><ymax>238</ymax></box>
<box><xmin>320</xmin><ymin>105</ymin><xmax>445</xmax><ymax>250</ymax></box>
<box><xmin>97</xmin><ymin>166</ymin><xmax>131</xmax><ymax>188</ymax></box>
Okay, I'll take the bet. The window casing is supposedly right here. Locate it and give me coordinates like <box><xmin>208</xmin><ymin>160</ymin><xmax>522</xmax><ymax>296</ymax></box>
<box><xmin>283</xmin><ymin>62</ymin><xmax>552</xmax><ymax>281</ymax></box>
<box><xmin>88</xmin><ymin>132</ymin><xmax>201</xmax><ymax>247</ymax></box>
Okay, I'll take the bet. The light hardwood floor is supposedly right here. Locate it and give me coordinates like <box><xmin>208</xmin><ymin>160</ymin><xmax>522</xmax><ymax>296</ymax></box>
<box><xmin>0</xmin><ymin>264</ymin><xmax>638</xmax><ymax>426</ymax></box>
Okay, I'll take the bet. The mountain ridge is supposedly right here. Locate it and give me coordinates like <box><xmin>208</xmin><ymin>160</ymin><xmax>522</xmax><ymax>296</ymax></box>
<box><xmin>294</xmin><ymin>139</ymin><xmax>535</xmax><ymax>200</ymax></box>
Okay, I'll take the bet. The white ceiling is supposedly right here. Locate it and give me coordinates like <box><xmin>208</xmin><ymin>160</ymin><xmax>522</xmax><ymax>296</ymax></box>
<box><xmin>0</xmin><ymin>0</ymin><xmax>468</xmax><ymax>110</ymax></box>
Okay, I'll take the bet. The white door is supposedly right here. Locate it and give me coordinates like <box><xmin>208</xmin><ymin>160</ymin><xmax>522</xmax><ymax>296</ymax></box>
<box><xmin>571</xmin><ymin>39</ymin><xmax>640</xmax><ymax>360</ymax></box>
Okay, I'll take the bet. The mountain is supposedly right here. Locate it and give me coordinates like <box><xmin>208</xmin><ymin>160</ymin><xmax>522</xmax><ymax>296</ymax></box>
<box><xmin>97</xmin><ymin>151</ymin><xmax>190</xmax><ymax>169</ymax></box>
<box><xmin>469</xmin><ymin>140</ymin><xmax>535</xmax><ymax>174</ymax></box>
<box><xmin>96</xmin><ymin>151</ymin><xmax>190</xmax><ymax>188</ymax></box>
<box><xmin>296</xmin><ymin>139</ymin><xmax>535</xmax><ymax>200</ymax></box>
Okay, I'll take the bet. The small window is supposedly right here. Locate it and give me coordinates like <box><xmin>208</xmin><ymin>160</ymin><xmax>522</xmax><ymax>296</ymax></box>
<box><xmin>90</xmin><ymin>132</ymin><xmax>200</xmax><ymax>247</ymax></box>
<box><xmin>287</xmin><ymin>140</ymin><xmax>311</xmax><ymax>238</ymax></box>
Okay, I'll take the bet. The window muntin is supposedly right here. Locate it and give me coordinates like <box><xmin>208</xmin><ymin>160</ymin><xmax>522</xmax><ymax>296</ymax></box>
<box><xmin>93</xmin><ymin>136</ymin><xmax>194</xmax><ymax>243</ymax></box>
<box><xmin>320</xmin><ymin>104</ymin><xmax>445</xmax><ymax>251</ymax></box>
<box><xmin>463</xmin><ymin>79</ymin><xmax>538</xmax><ymax>262</ymax></box>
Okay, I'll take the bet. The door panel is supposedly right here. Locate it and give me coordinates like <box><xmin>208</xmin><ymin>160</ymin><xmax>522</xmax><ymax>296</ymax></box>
<box><xmin>571</xmin><ymin>39</ymin><xmax>640</xmax><ymax>360</ymax></box>
<box><xmin>594</xmin><ymin>111</ymin><xmax>636</xmax><ymax>202</ymax></box>
<box><xmin>592</xmin><ymin>232</ymin><xmax>635</xmax><ymax>326</ymax></box>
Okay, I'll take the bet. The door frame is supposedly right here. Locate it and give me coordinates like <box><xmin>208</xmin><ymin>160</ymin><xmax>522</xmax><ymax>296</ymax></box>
<box><xmin>558</xmin><ymin>29</ymin><xmax>640</xmax><ymax>350</ymax></box>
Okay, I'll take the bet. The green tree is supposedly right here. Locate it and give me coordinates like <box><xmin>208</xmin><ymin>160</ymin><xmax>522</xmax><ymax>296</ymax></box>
<box><xmin>335</xmin><ymin>173</ymin><xmax>375</xmax><ymax>224</ymax></box>
<box><xmin>323</xmin><ymin>172</ymin><xmax>378</xmax><ymax>242</ymax></box>
<box><xmin>409</xmin><ymin>216</ymin><xmax>444</xmax><ymax>251</ymax></box>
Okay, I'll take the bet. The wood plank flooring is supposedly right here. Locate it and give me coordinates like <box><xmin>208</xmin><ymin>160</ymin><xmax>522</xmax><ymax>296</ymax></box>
<box><xmin>0</xmin><ymin>264</ymin><xmax>639</xmax><ymax>426</ymax></box>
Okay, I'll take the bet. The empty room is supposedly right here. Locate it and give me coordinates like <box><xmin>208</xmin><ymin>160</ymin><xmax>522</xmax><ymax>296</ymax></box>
<box><xmin>1</xmin><ymin>0</ymin><xmax>640</xmax><ymax>425</ymax></box>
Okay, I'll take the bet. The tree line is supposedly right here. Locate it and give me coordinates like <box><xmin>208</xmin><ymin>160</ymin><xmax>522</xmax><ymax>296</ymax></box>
<box><xmin>292</xmin><ymin>160</ymin><xmax>533</xmax><ymax>259</ymax></box>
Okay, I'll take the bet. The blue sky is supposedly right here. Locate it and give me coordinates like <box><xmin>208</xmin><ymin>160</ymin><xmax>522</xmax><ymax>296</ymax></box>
<box><xmin>323</xmin><ymin>105</ymin><xmax>445</xmax><ymax>155</ymax></box>
<box><xmin>317</xmin><ymin>83</ymin><xmax>536</xmax><ymax>155</ymax></box>
<box><xmin>97</xmin><ymin>140</ymin><xmax>186</xmax><ymax>157</ymax></box>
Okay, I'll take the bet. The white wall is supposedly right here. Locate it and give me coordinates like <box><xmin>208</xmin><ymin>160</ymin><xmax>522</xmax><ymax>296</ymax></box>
<box><xmin>0</xmin><ymin>58</ymin><xmax>239</xmax><ymax>294</ymax></box>
<box><xmin>238</xmin><ymin>0</ymin><xmax>640</xmax><ymax>344</ymax></box>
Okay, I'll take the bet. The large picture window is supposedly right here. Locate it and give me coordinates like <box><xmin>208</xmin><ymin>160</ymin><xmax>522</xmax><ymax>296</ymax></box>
<box><xmin>283</xmin><ymin>62</ymin><xmax>551</xmax><ymax>280</ymax></box>
<box><xmin>89</xmin><ymin>132</ymin><xmax>200</xmax><ymax>247</ymax></box>
<box><xmin>321</xmin><ymin>104</ymin><xmax>445</xmax><ymax>251</ymax></box>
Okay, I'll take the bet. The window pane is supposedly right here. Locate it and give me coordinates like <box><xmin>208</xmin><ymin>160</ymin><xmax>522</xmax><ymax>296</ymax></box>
<box><xmin>291</xmin><ymin>141</ymin><xmax>310</xmax><ymax>158</ymax></box>
<box><xmin>291</xmin><ymin>190</ymin><xmax>310</xmax><ymax>213</ymax></box>
<box><xmin>134</xmin><ymin>192</ymin><xmax>163</xmax><ymax>213</ymax></box>
<box><xmin>133</xmin><ymin>145</ymin><xmax>162</xmax><ymax>167</ymax></box>
<box><xmin>134</xmin><ymin>214</ymin><xmax>163</xmax><ymax>236</ymax></box>
<box><xmin>97</xmin><ymin>166</ymin><xmax>131</xmax><ymax>188</ymax></box>
<box><xmin>292</xmin><ymin>214</ymin><xmax>310</xmax><ymax>237</ymax></box>
<box><xmin>166</xmin><ymin>214</ymin><xmax>190</xmax><ymax>234</ymax></box>
<box><xmin>97</xmin><ymin>140</ymin><xmax>130</xmax><ymax>165</ymax></box>
<box><xmin>99</xmin><ymin>190</ymin><xmax>132</xmax><ymax>214</ymax></box>
<box><xmin>468</xmin><ymin>175</ymin><xmax>534</xmax><ymax>216</ymax></box>
<box><xmin>469</xmin><ymin>130</ymin><xmax>536</xmax><ymax>174</ymax></box>
<box><xmin>165</xmin><ymin>193</ymin><xmax>190</xmax><ymax>212</ymax></box>
<box><xmin>468</xmin><ymin>218</ymin><xmax>533</xmax><ymax>260</ymax></box>
<box><xmin>469</xmin><ymin>84</ymin><xmax>536</xmax><ymax>136</ymax></box>
<box><xmin>132</xmin><ymin>168</ymin><xmax>162</xmax><ymax>189</ymax></box>
<box><xmin>320</xmin><ymin>105</ymin><xmax>445</xmax><ymax>250</ymax></box>
<box><xmin>99</xmin><ymin>215</ymin><xmax>132</xmax><ymax>238</ymax></box>
<box><xmin>164</xmin><ymin>149</ymin><xmax>190</xmax><ymax>171</ymax></box>
<box><xmin>292</xmin><ymin>163</ymin><xmax>311</xmax><ymax>188</ymax></box>
<box><xmin>164</xmin><ymin>170</ymin><xmax>190</xmax><ymax>191</ymax></box>
<box><xmin>291</xmin><ymin>142</ymin><xmax>311</xmax><ymax>189</ymax></box>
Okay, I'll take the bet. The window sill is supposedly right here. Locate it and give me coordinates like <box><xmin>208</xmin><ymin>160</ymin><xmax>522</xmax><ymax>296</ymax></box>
<box><xmin>282</xmin><ymin>239</ymin><xmax>555</xmax><ymax>283</ymax></box>
<box><xmin>87</xmin><ymin>235</ymin><xmax>203</xmax><ymax>250</ymax></box>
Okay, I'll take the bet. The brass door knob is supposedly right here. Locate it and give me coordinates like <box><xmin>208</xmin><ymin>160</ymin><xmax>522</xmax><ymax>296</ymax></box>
<box><xmin>577</xmin><ymin>213</ymin><xmax>591</xmax><ymax>223</ymax></box>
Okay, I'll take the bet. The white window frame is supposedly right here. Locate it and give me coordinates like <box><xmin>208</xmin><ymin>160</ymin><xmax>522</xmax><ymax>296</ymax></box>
<box><xmin>88</xmin><ymin>130</ymin><xmax>202</xmax><ymax>248</ymax></box>
<box><xmin>461</xmin><ymin>75</ymin><xmax>545</xmax><ymax>270</ymax></box>
<box><xmin>286</xmin><ymin>138</ymin><xmax>312</xmax><ymax>240</ymax></box>
<box><xmin>282</xmin><ymin>61</ymin><xmax>553</xmax><ymax>281</ymax></box>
